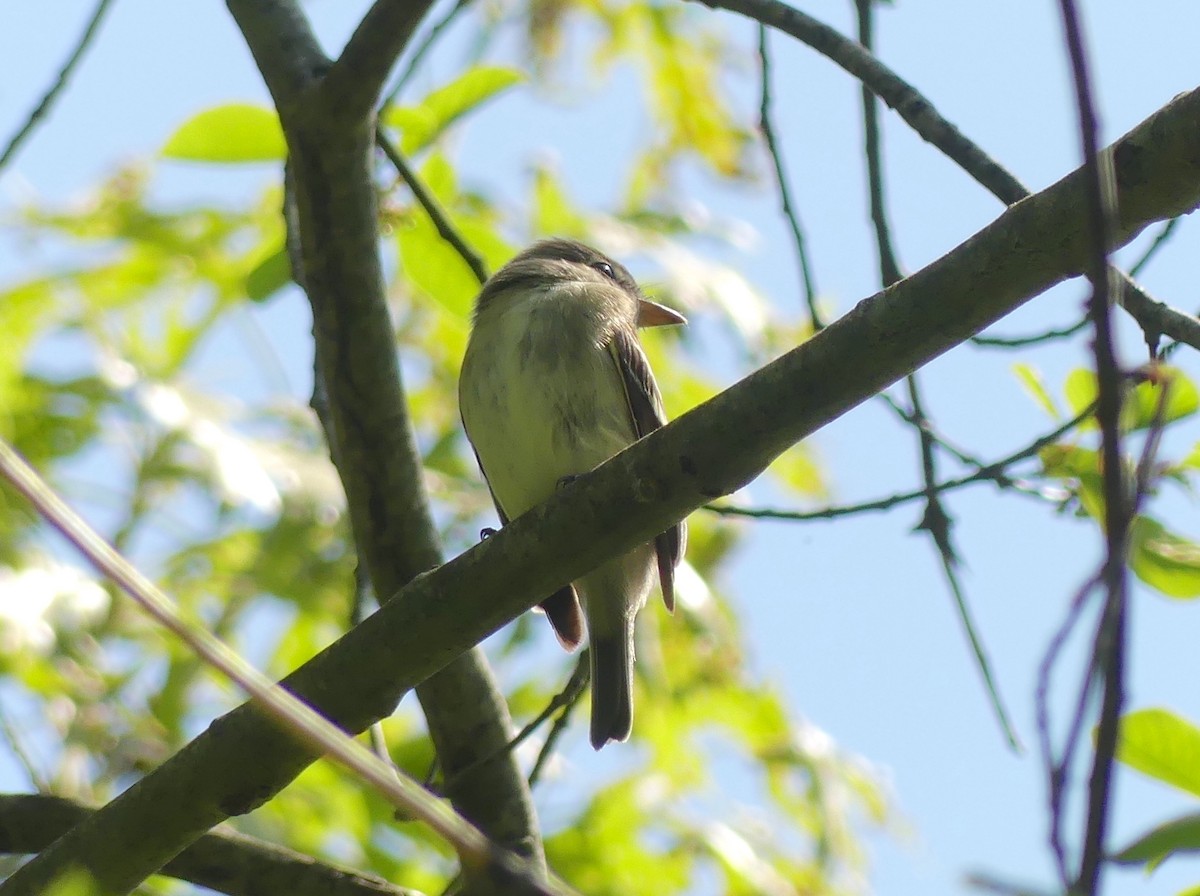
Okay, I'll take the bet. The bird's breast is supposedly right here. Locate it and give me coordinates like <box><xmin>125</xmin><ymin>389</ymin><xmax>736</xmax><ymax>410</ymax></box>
<box><xmin>461</xmin><ymin>302</ymin><xmax>636</xmax><ymax>519</ymax></box>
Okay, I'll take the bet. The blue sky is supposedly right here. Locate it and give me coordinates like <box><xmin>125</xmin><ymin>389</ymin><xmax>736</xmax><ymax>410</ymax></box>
<box><xmin>3</xmin><ymin>2</ymin><xmax>1200</xmax><ymax>894</ymax></box>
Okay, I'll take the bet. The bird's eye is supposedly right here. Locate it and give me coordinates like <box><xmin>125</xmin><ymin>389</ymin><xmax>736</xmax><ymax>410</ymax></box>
<box><xmin>593</xmin><ymin>261</ymin><xmax>617</xmax><ymax>280</ymax></box>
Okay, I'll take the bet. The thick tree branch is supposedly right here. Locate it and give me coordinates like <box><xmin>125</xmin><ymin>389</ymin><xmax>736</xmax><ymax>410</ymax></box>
<box><xmin>0</xmin><ymin>794</ymin><xmax>417</xmax><ymax>896</ymax></box>
<box><xmin>692</xmin><ymin>0</ymin><xmax>1200</xmax><ymax>352</ymax></box>
<box><xmin>323</xmin><ymin>0</ymin><xmax>438</xmax><ymax>120</ymax></box>
<box><xmin>2</xmin><ymin>85</ymin><xmax>1196</xmax><ymax>896</ymax></box>
<box><xmin>225</xmin><ymin>0</ymin><xmax>327</xmax><ymax>113</ymax></box>
<box><xmin>243</xmin><ymin>0</ymin><xmax>543</xmax><ymax>890</ymax></box>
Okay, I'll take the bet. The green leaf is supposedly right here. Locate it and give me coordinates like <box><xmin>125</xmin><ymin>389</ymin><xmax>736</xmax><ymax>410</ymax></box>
<box><xmin>533</xmin><ymin>166</ymin><xmax>587</xmax><ymax>236</ymax></box>
<box><xmin>1012</xmin><ymin>363</ymin><xmax>1061</xmax><ymax>418</ymax></box>
<box><xmin>1113</xmin><ymin>812</ymin><xmax>1200</xmax><ymax>871</ymax></box>
<box><xmin>1117</xmin><ymin>708</ymin><xmax>1200</xmax><ymax>797</ymax></box>
<box><xmin>1062</xmin><ymin>366</ymin><xmax>1198</xmax><ymax>432</ymax></box>
<box><xmin>768</xmin><ymin>445</ymin><xmax>827</xmax><ymax>498</ymax></box>
<box><xmin>1039</xmin><ymin>443</ymin><xmax>1105</xmax><ymax>519</ymax></box>
<box><xmin>1063</xmin><ymin>368</ymin><xmax>1098</xmax><ymax>425</ymax></box>
<box><xmin>1126</xmin><ymin>367</ymin><xmax>1200</xmax><ymax>429</ymax></box>
<box><xmin>383</xmin><ymin>66</ymin><xmax>523</xmax><ymax>155</ymax></box>
<box><xmin>1184</xmin><ymin>442</ymin><xmax>1200</xmax><ymax>470</ymax></box>
<box><xmin>245</xmin><ymin>247</ymin><xmax>291</xmax><ymax>302</ymax></box>
<box><xmin>162</xmin><ymin>104</ymin><xmax>286</xmax><ymax>163</ymax></box>
<box><xmin>1130</xmin><ymin>517</ymin><xmax>1200</xmax><ymax>598</ymax></box>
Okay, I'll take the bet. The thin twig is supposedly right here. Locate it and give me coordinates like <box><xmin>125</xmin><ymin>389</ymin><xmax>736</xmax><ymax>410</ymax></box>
<box><xmin>707</xmin><ymin>404</ymin><xmax>1093</xmax><ymax>522</ymax></box>
<box><xmin>907</xmin><ymin>374</ymin><xmax>1020</xmax><ymax>749</ymax></box>
<box><xmin>529</xmin><ymin>659</ymin><xmax>590</xmax><ymax>787</ymax></box>
<box><xmin>853</xmin><ymin>0</ymin><xmax>1017</xmax><ymax>749</ymax></box>
<box><xmin>757</xmin><ymin>24</ymin><xmax>821</xmax><ymax>329</ymax></box>
<box><xmin>442</xmin><ymin>655</ymin><xmax>589</xmax><ymax>793</ymax></box>
<box><xmin>689</xmin><ymin>0</ymin><xmax>1200</xmax><ymax>353</ymax></box>
<box><xmin>971</xmin><ymin>316</ymin><xmax>1089</xmax><ymax>349</ymax></box>
<box><xmin>965</xmin><ymin>871</ymin><xmax>1058</xmax><ymax>896</ymax></box>
<box><xmin>1056</xmin><ymin>3</ymin><xmax>1127</xmax><ymax>893</ymax></box>
<box><xmin>1035</xmin><ymin>570</ymin><xmax>1101</xmax><ymax>886</ymax></box>
<box><xmin>376</xmin><ymin>125</ymin><xmax>489</xmax><ymax>285</ymax></box>
<box><xmin>0</xmin><ymin>0</ymin><xmax>116</xmax><ymax>174</ymax></box>
<box><xmin>1131</xmin><ymin>371</ymin><xmax>1172</xmax><ymax>514</ymax></box>
<box><xmin>1128</xmin><ymin>217</ymin><xmax>1180</xmax><ymax>280</ymax></box>
<box><xmin>853</xmin><ymin>0</ymin><xmax>901</xmax><ymax>290</ymax></box>
<box><xmin>1038</xmin><ymin>377</ymin><xmax>1171</xmax><ymax>887</ymax></box>
<box><xmin>876</xmin><ymin>391</ymin><xmax>986</xmax><ymax>468</ymax></box>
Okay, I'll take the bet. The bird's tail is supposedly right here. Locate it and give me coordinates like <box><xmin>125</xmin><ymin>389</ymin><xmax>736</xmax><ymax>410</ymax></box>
<box><xmin>589</xmin><ymin>631</ymin><xmax>633</xmax><ymax>750</ymax></box>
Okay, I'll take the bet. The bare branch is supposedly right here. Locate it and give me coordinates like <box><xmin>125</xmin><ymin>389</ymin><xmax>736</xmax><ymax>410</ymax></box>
<box><xmin>0</xmin><ymin>794</ymin><xmax>419</xmax><ymax>896</ymax></box>
<box><xmin>1056</xmin><ymin>4</ymin><xmax>1127</xmax><ymax>892</ymax></box>
<box><xmin>691</xmin><ymin>0</ymin><xmax>1200</xmax><ymax>353</ymax></box>
<box><xmin>707</xmin><ymin>403</ymin><xmax>1093</xmax><ymax>523</ymax></box>
<box><xmin>0</xmin><ymin>0</ymin><xmax>116</xmax><ymax>174</ymax></box>
<box><xmin>377</xmin><ymin>126</ymin><xmax>489</xmax><ymax>283</ymax></box>
<box><xmin>852</xmin><ymin>0</ymin><xmax>1016</xmax><ymax>749</ymax></box>
<box><xmin>971</xmin><ymin>316</ymin><xmax>1088</xmax><ymax>349</ymax></box>
<box><xmin>756</xmin><ymin>24</ymin><xmax>821</xmax><ymax>328</ymax></box>
<box><xmin>445</xmin><ymin>656</ymin><xmax>589</xmax><ymax>793</ymax></box>
<box><xmin>325</xmin><ymin>0</ymin><xmax>440</xmax><ymax>120</ymax></box>
<box><xmin>1128</xmin><ymin>217</ymin><xmax>1180</xmax><ymax>280</ymax></box>
<box><xmin>529</xmin><ymin>659</ymin><xmax>589</xmax><ymax>788</ymax></box>
<box><xmin>225</xmin><ymin>0</ymin><xmax>327</xmax><ymax>112</ymax></box>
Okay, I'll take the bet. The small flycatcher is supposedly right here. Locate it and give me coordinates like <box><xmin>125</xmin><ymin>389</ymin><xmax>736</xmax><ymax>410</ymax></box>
<box><xmin>459</xmin><ymin>238</ymin><xmax>686</xmax><ymax>749</ymax></box>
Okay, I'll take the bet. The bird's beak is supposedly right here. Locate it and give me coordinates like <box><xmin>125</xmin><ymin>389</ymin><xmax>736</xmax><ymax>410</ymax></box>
<box><xmin>637</xmin><ymin>299</ymin><xmax>687</xmax><ymax>328</ymax></box>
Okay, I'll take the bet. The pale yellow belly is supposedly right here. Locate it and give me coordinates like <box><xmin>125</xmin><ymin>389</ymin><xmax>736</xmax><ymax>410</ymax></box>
<box><xmin>460</xmin><ymin>309</ymin><xmax>636</xmax><ymax>520</ymax></box>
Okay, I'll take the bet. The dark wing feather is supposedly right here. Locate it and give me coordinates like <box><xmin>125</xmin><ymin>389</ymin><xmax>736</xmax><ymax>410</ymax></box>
<box><xmin>466</xmin><ymin>437</ymin><xmax>584</xmax><ymax>648</ymax></box>
<box><xmin>609</xmin><ymin>329</ymin><xmax>687</xmax><ymax>612</ymax></box>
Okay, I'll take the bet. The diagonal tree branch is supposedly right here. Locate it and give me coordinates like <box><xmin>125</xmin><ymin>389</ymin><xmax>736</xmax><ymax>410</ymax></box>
<box><xmin>0</xmin><ymin>794</ymin><xmax>418</xmax><ymax>896</ymax></box>
<box><xmin>692</xmin><ymin>0</ymin><xmax>1200</xmax><ymax>352</ymax></box>
<box><xmin>2</xmin><ymin>84</ymin><xmax>1197</xmax><ymax>896</ymax></box>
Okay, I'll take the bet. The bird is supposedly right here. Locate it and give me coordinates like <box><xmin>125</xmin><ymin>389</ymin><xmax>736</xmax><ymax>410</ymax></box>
<box><xmin>458</xmin><ymin>238</ymin><xmax>687</xmax><ymax>749</ymax></box>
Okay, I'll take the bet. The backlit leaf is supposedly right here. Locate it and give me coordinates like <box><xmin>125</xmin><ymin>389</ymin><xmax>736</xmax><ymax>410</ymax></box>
<box><xmin>163</xmin><ymin>104</ymin><xmax>286</xmax><ymax>163</ymax></box>
<box><xmin>1131</xmin><ymin>517</ymin><xmax>1200</xmax><ymax>598</ymax></box>
<box><xmin>1113</xmin><ymin>812</ymin><xmax>1200</xmax><ymax>871</ymax></box>
<box><xmin>1117</xmin><ymin>708</ymin><xmax>1200</xmax><ymax>797</ymax></box>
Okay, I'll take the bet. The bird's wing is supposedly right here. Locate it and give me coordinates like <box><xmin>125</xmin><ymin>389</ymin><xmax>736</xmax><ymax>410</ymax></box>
<box><xmin>608</xmin><ymin>329</ymin><xmax>687</xmax><ymax>613</ymax></box>
<box><xmin>465</xmin><ymin>433</ymin><xmax>584</xmax><ymax>649</ymax></box>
